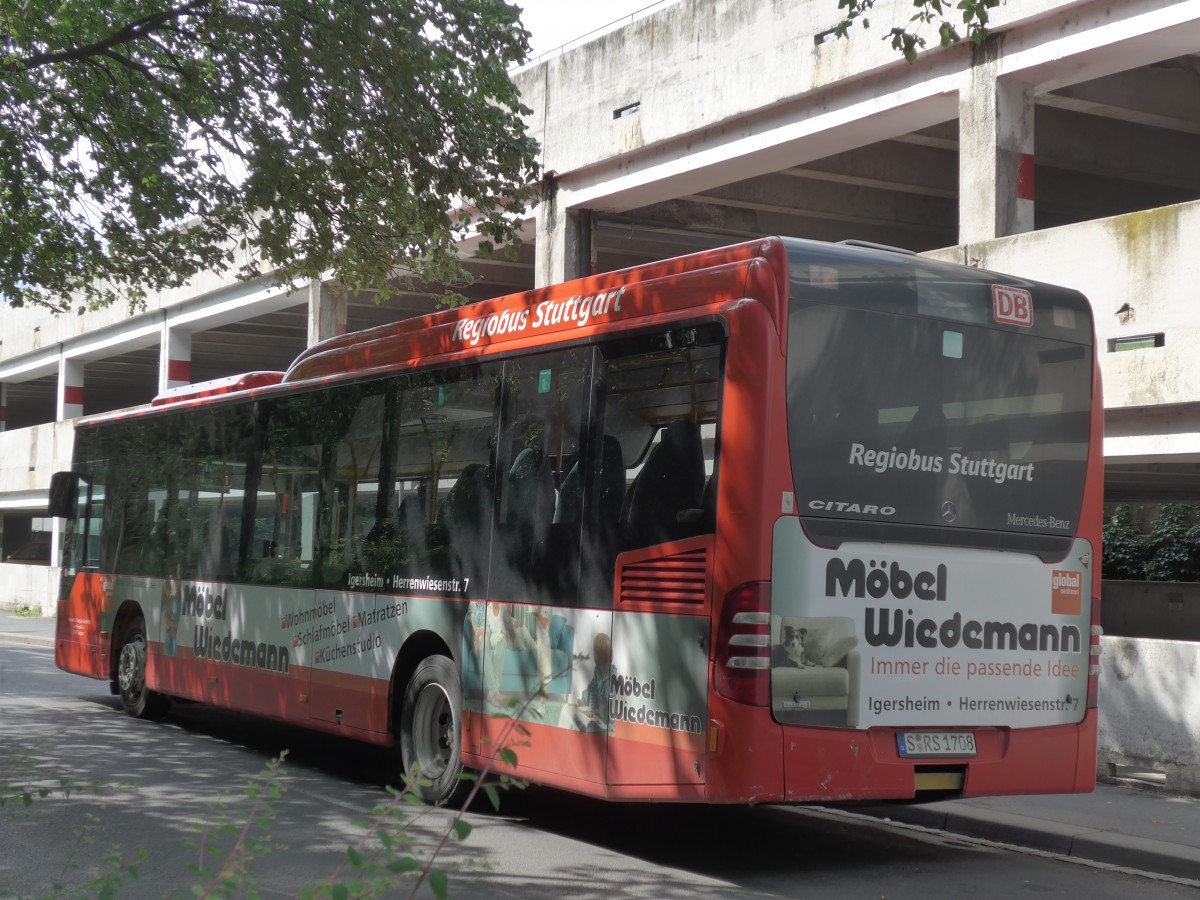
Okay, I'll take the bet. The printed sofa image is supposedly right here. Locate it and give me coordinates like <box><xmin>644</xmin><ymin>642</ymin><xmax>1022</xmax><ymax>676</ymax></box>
<box><xmin>770</xmin><ymin>615</ymin><xmax>860</xmax><ymax>727</ymax></box>
<box><xmin>462</xmin><ymin>606</ymin><xmax>575</xmax><ymax>701</ymax></box>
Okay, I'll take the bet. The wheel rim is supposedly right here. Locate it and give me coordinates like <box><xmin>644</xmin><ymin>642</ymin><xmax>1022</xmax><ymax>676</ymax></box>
<box><xmin>411</xmin><ymin>682</ymin><xmax>454</xmax><ymax>779</ymax></box>
<box><xmin>118</xmin><ymin>635</ymin><xmax>146</xmax><ymax>702</ymax></box>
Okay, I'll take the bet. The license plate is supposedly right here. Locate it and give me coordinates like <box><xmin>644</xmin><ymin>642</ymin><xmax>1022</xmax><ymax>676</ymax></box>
<box><xmin>897</xmin><ymin>731</ymin><xmax>977</xmax><ymax>758</ymax></box>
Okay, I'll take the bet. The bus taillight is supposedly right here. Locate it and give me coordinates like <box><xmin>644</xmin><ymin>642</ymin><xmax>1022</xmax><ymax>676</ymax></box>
<box><xmin>714</xmin><ymin>582</ymin><xmax>771</xmax><ymax>706</ymax></box>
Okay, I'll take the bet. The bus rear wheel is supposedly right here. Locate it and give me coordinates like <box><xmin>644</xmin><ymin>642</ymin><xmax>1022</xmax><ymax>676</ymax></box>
<box><xmin>116</xmin><ymin>617</ymin><xmax>171</xmax><ymax>721</ymax></box>
<box><xmin>398</xmin><ymin>655</ymin><xmax>467</xmax><ymax>806</ymax></box>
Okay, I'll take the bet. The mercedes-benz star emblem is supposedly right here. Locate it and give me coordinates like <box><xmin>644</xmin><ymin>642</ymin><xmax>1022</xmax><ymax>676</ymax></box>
<box><xmin>940</xmin><ymin>501</ymin><xmax>958</xmax><ymax>523</ymax></box>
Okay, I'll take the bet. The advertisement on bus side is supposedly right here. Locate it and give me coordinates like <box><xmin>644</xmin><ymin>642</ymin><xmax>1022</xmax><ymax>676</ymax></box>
<box><xmin>769</xmin><ymin>517</ymin><xmax>1092</xmax><ymax>729</ymax></box>
<box><xmin>460</xmin><ymin>602</ymin><xmax>707</xmax><ymax>746</ymax></box>
<box><xmin>124</xmin><ymin>575</ymin><xmax>708</xmax><ymax>748</ymax></box>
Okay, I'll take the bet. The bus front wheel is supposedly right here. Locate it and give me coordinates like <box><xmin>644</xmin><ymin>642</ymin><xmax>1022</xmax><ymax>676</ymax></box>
<box><xmin>116</xmin><ymin>618</ymin><xmax>171</xmax><ymax>721</ymax></box>
<box><xmin>398</xmin><ymin>655</ymin><xmax>467</xmax><ymax>806</ymax></box>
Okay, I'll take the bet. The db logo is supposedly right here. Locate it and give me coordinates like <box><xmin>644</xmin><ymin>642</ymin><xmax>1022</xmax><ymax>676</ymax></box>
<box><xmin>992</xmin><ymin>285</ymin><xmax>1034</xmax><ymax>327</ymax></box>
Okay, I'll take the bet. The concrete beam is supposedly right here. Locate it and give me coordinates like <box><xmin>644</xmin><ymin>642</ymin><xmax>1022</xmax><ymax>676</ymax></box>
<box><xmin>556</xmin><ymin>90</ymin><xmax>961</xmax><ymax>217</ymax></box>
<box><xmin>1040</xmin><ymin>58</ymin><xmax>1200</xmax><ymax>136</ymax></box>
<box><xmin>614</xmin><ymin>199</ymin><xmax>955</xmax><ymax>251</ymax></box>
<box><xmin>693</xmin><ymin>172</ymin><xmax>956</xmax><ymax>233</ymax></box>
<box><xmin>167</xmin><ymin>280</ymin><xmax>306</xmax><ymax>332</ymax></box>
<box><xmin>785</xmin><ymin>141</ymin><xmax>957</xmax><ymax>199</ymax></box>
<box><xmin>996</xmin><ymin>2</ymin><xmax>1200</xmax><ymax>95</ymax></box>
<box><xmin>895</xmin><ymin>122</ymin><xmax>960</xmax><ymax>152</ymax></box>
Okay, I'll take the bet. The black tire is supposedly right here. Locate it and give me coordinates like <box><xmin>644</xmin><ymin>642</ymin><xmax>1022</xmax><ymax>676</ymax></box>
<box><xmin>116</xmin><ymin>617</ymin><xmax>171</xmax><ymax>721</ymax></box>
<box><xmin>398</xmin><ymin>655</ymin><xmax>467</xmax><ymax>806</ymax></box>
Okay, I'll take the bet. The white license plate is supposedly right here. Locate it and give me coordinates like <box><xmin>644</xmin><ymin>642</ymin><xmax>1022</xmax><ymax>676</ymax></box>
<box><xmin>896</xmin><ymin>731</ymin><xmax>977</xmax><ymax>758</ymax></box>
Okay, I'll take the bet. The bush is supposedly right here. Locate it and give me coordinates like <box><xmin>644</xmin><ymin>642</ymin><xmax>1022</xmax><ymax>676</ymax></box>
<box><xmin>1144</xmin><ymin>503</ymin><xmax>1200</xmax><ymax>582</ymax></box>
<box><xmin>1103</xmin><ymin>503</ymin><xmax>1200</xmax><ymax>582</ymax></box>
<box><xmin>1102</xmin><ymin>505</ymin><xmax>1151</xmax><ymax>580</ymax></box>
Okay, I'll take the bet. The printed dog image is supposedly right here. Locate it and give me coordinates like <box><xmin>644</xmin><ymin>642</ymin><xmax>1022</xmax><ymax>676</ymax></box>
<box><xmin>771</xmin><ymin>625</ymin><xmax>811</xmax><ymax>668</ymax></box>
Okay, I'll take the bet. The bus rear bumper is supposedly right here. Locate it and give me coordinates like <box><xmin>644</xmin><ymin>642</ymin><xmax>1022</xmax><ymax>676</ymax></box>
<box><xmin>778</xmin><ymin>709</ymin><xmax>1099</xmax><ymax>802</ymax></box>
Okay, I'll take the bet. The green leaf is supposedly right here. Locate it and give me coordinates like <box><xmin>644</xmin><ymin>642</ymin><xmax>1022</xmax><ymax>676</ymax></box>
<box><xmin>483</xmin><ymin>784</ymin><xmax>501</xmax><ymax>811</ymax></box>
<box><xmin>430</xmin><ymin>871</ymin><xmax>449</xmax><ymax>900</ymax></box>
<box><xmin>0</xmin><ymin>0</ymin><xmax>539</xmax><ymax>311</ymax></box>
<box><xmin>451</xmin><ymin>818</ymin><xmax>472</xmax><ymax>840</ymax></box>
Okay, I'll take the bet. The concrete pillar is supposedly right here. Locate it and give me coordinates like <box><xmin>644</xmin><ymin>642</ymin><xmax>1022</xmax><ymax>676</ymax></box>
<box><xmin>159</xmin><ymin>325</ymin><xmax>192</xmax><ymax>393</ymax></box>
<box><xmin>57</xmin><ymin>356</ymin><xmax>84</xmax><ymax>420</ymax></box>
<box><xmin>534</xmin><ymin>176</ymin><xmax>592</xmax><ymax>288</ymax></box>
<box><xmin>0</xmin><ymin>382</ymin><xmax>6</xmax><ymax>432</ymax></box>
<box><xmin>959</xmin><ymin>56</ymin><xmax>1035</xmax><ymax>243</ymax></box>
<box><xmin>308</xmin><ymin>280</ymin><xmax>348</xmax><ymax>347</ymax></box>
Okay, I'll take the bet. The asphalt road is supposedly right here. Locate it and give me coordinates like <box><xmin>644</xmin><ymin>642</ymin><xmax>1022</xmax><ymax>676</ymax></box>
<box><xmin>1</xmin><ymin>643</ymin><xmax>1196</xmax><ymax>900</ymax></box>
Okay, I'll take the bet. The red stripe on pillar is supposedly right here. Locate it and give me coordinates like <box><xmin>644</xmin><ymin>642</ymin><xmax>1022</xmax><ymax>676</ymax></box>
<box><xmin>63</xmin><ymin>386</ymin><xmax>85</xmax><ymax>406</ymax></box>
<box><xmin>1016</xmin><ymin>153</ymin><xmax>1035</xmax><ymax>201</ymax></box>
<box><xmin>168</xmin><ymin>359</ymin><xmax>192</xmax><ymax>382</ymax></box>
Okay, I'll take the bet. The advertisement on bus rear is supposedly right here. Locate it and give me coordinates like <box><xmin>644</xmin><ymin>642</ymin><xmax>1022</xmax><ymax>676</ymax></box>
<box><xmin>769</xmin><ymin>517</ymin><xmax>1092</xmax><ymax>729</ymax></box>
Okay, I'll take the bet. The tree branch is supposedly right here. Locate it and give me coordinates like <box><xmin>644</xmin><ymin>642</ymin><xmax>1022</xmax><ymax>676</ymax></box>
<box><xmin>19</xmin><ymin>0</ymin><xmax>214</xmax><ymax>71</ymax></box>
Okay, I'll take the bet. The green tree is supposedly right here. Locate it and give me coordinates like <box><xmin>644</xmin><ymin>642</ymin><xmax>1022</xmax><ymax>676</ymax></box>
<box><xmin>1</xmin><ymin>0</ymin><xmax>540</xmax><ymax>312</ymax></box>
<box><xmin>834</xmin><ymin>0</ymin><xmax>1003</xmax><ymax>62</ymax></box>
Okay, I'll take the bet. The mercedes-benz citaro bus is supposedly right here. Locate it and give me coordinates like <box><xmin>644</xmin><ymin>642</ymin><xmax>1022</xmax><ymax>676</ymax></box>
<box><xmin>51</xmin><ymin>237</ymin><xmax>1102</xmax><ymax>805</ymax></box>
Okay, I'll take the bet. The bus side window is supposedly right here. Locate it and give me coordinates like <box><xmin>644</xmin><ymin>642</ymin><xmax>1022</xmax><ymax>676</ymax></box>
<box><xmin>621</xmin><ymin>420</ymin><xmax>705</xmax><ymax>549</ymax></box>
<box><xmin>396</xmin><ymin>363</ymin><xmax>499</xmax><ymax>594</ymax></box>
<box><xmin>251</xmin><ymin>396</ymin><xmax>326</xmax><ymax>587</ymax></box>
<box><xmin>322</xmin><ymin>385</ymin><xmax>393</xmax><ymax>583</ymax></box>
<box><xmin>493</xmin><ymin>349</ymin><xmax>591</xmax><ymax>606</ymax></box>
<box><xmin>598</xmin><ymin>328</ymin><xmax>725</xmax><ymax>559</ymax></box>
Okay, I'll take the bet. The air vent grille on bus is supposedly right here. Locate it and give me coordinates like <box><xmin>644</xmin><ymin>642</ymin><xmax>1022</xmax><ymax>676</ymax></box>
<box><xmin>619</xmin><ymin>547</ymin><xmax>709</xmax><ymax>604</ymax></box>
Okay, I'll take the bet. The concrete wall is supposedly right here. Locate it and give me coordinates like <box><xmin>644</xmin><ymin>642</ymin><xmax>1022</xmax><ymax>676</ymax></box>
<box><xmin>0</xmin><ymin>421</ymin><xmax>74</xmax><ymax>498</ymax></box>
<box><xmin>516</xmin><ymin>0</ymin><xmax>1083</xmax><ymax>179</ymax></box>
<box><xmin>1103</xmin><ymin>580</ymin><xmax>1200</xmax><ymax>641</ymax></box>
<box><xmin>0</xmin><ymin>563</ymin><xmax>59</xmax><ymax>615</ymax></box>
<box><xmin>1098</xmin><ymin>635</ymin><xmax>1200</xmax><ymax>795</ymax></box>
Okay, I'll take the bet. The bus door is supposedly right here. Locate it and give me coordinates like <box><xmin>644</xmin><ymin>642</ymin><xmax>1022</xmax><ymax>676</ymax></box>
<box><xmin>475</xmin><ymin>348</ymin><xmax>614</xmax><ymax>784</ymax></box>
<box><xmin>301</xmin><ymin>384</ymin><xmax>411</xmax><ymax>734</ymax></box>
<box><xmin>52</xmin><ymin>469</ymin><xmax>109</xmax><ymax>679</ymax></box>
<box><xmin>599</xmin><ymin>327</ymin><xmax>725</xmax><ymax>788</ymax></box>
<box><xmin>245</xmin><ymin>390</ymin><xmax>365</xmax><ymax>727</ymax></box>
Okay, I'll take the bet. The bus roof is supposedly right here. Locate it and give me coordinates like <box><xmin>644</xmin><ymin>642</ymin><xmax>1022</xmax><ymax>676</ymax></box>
<box><xmin>281</xmin><ymin>236</ymin><xmax>790</xmax><ymax>384</ymax></box>
<box><xmin>150</xmin><ymin>372</ymin><xmax>285</xmax><ymax>406</ymax></box>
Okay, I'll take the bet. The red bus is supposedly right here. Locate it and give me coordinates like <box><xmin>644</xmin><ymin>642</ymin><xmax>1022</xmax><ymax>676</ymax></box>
<box><xmin>51</xmin><ymin>237</ymin><xmax>1102</xmax><ymax>804</ymax></box>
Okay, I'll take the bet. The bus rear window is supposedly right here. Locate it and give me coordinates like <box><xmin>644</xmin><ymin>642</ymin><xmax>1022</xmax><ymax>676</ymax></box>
<box><xmin>786</xmin><ymin>304</ymin><xmax>1091</xmax><ymax>539</ymax></box>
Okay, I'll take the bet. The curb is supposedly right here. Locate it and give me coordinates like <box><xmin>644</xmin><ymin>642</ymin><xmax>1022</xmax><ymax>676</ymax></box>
<box><xmin>0</xmin><ymin>632</ymin><xmax>55</xmax><ymax>649</ymax></box>
<box><xmin>855</xmin><ymin>802</ymin><xmax>1200</xmax><ymax>881</ymax></box>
